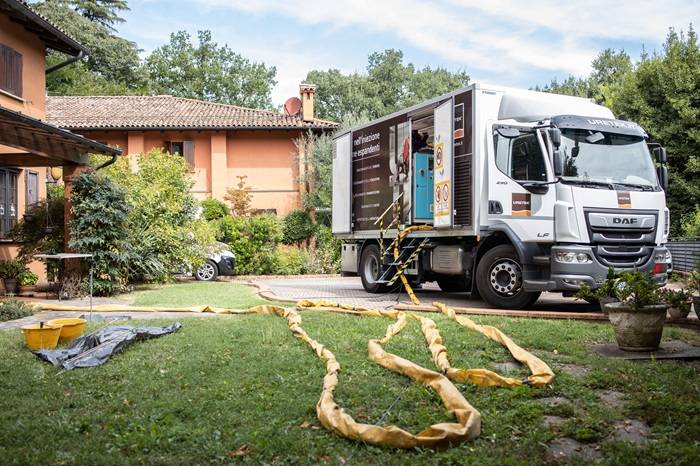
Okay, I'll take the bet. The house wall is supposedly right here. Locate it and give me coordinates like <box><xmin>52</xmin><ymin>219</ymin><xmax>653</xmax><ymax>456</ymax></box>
<box><xmin>75</xmin><ymin>129</ymin><xmax>305</xmax><ymax>216</ymax></box>
<box><xmin>0</xmin><ymin>14</ymin><xmax>46</xmax><ymax>119</ymax></box>
<box><xmin>0</xmin><ymin>12</ymin><xmax>51</xmax><ymax>285</ymax></box>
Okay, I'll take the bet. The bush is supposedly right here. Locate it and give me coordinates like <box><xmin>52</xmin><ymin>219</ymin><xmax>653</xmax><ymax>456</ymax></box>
<box><xmin>275</xmin><ymin>245</ymin><xmax>313</xmax><ymax>275</ymax></box>
<box><xmin>216</xmin><ymin>214</ymin><xmax>282</xmax><ymax>275</ymax></box>
<box><xmin>0</xmin><ymin>299</ymin><xmax>34</xmax><ymax>322</ymax></box>
<box><xmin>0</xmin><ymin>260</ymin><xmax>28</xmax><ymax>279</ymax></box>
<box><xmin>18</xmin><ymin>271</ymin><xmax>38</xmax><ymax>287</ymax></box>
<box><xmin>282</xmin><ymin>210</ymin><xmax>316</xmax><ymax>245</ymax></box>
<box><xmin>616</xmin><ymin>271</ymin><xmax>661</xmax><ymax>310</ymax></box>
<box><xmin>69</xmin><ymin>171</ymin><xmax>131</xmax><ymax>295</ymax></box>
<box><xmin>681</xmin><ymin>206</ymin><xmax>700</xmax><ymax>237</ymax></box>
<box><xmin>311</xmin><ymin>225</ymin><xmax>341</xmax><ymax>273</ymax></box>
<box><xmin>201</xmin><ymin>198</ymin><xmax>229</xmax><ymax>221</ymax></box>
<box><xmin>103</xmin><ymin>149</ymin><xmax>217</xmax><ymax>282</ymax></box>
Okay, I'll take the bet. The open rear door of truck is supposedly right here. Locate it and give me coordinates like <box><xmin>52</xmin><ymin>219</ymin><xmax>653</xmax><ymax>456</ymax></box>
<box><xmin>433</xmin><ymin>99</ymin><xmax>454</xmax><ymax>229</ymax></box>
<box><xmin>332</xmin><ymin>132</ymin><xmax>352</xmax><ymax>234</ymax></box>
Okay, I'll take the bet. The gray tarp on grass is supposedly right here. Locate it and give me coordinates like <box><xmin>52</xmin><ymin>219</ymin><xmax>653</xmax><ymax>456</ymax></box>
<box><xmin>34</xmin><ymin>323</ymin><xmax>182</xmax><ymax>370</ymax></box>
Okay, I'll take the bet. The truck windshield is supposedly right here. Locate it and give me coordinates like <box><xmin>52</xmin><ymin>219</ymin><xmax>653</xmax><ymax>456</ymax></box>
<box><xmin>559</xmin><ymin>129</ymin><xmax>659</xmax><ymax>190</ymax></box>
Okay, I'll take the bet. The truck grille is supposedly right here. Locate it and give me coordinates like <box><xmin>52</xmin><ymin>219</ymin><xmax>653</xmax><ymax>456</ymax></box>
<box><xmin>584</xmin><ymin>209</ymin><xmax>658</xmax><ymax>268</ymax></box>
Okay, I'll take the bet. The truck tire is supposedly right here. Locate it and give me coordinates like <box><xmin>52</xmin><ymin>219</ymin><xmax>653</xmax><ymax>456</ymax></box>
<box><xmin>475</xmin><ymin>245</ymin><xmax>540</xmax><ymax>309</ymax></box>
<box><xmin>436</xmin><ymin>275</ymin><xmax>469</xmax><ymax>292</ymax></box>
<box><xmin>359</xmin><ymin>244</ymin><xmax>389</xmax><ymax>293</ymax></box>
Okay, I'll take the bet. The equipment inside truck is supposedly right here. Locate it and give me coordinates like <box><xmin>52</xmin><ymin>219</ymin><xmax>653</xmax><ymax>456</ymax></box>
<box><xmin>411</xmin><ymin>114</ymin><xmax>435</xmax><ymax>223</ymax></box>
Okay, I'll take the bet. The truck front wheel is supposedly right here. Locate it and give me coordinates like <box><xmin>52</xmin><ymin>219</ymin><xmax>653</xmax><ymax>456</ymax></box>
<box><xmin>475</xmin><ymin>245</ymin><xmax>540</xmax><ymax>309</ymax></box>
<box><xmin>359</xmin><ymin>244</ymin><xmax>389</xmax><ymax>293</ymax></box>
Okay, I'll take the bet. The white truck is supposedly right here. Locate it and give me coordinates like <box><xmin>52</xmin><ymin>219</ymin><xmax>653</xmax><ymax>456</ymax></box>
<box><xmin>332</xmin><ymin>83</ymin><xmax>671</xmax><ymax>309</ymax></box>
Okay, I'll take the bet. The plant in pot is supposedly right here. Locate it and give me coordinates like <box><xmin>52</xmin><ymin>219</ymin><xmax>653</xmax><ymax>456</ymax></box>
<box><xmin>688</xmin><ymin>270</ymin><xmax>700</xmax><ymax>317</ymax></box>
<box><xmin>18</xmin><ymin>270</ymin><xmax>39</xmax><ymax>295</ymax></box>
<box><xmin>606</xmin><ymin>271</ymin><xmax>667</xmax><ymax>352</ymax></box>
<box><xmin>575</xmin><ymin>267</ymin><xmax>619</xmax><ymax>312</ymax></box>
<box><xmin>659</xmin><ymin>287</ymin><xmax>692</xmax><ymax>320</ymax></box>
<box><xmin>0</xmin><ymin>260</ymin><xmax>28</xmax><ymax>295</ymax></box>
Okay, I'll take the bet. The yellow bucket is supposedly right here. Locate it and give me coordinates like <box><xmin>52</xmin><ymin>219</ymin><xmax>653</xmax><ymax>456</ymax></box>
<box><xmin>21</xmin><ymin>323</ymin><xmax>62</xmax><ymax>350</ymax></box>
<box><xmin>47</xmin><ymin>318</ymin><xmax>86</xmax><ymax>343</ymax></box>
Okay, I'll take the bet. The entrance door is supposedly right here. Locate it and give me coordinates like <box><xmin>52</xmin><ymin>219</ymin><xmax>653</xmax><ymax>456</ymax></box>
<box><xmin>413</xmin><ymin>152</ymin><xmax>434</xmax><ymax>221</ymax></box>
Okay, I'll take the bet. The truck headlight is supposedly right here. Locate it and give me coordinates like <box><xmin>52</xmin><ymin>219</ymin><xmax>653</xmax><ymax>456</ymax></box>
<box><xmin>554</xmin><ymin>251</ymin><xmax>593</xmax><ymax>264</ymax></box>
<box><xmin>654</xmin><ymin>250</ymin><xmax>672</xmax><ymax>264</ymax></box>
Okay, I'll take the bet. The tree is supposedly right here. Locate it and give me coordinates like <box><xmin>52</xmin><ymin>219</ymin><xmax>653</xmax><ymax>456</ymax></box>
<box><xmin>614</xmin><ymin>27</ymin><xmax>700</xmax><ymax>234</ymax></box>
<box><xmin>69</xmin><ymin>0</ymin><xmax>129</xmax><ymax>30</ymax></box>
<box><xmin>145</xmin><ymin>30</ymin><xmax>277</xmax><ymax>108</ymax></box>
<box><xmin>305</xmin><ymin>49</ymin><xmax>469</xmax><ymax>121</ymax></box>
<box><xmin>34</xmin><ymin>0</ymin><xmax>144</xmax><ymax>94</ymax></box>
<box><xmin>224</xmin><ymin>175</ymin><xmax>253</xmax><ymax>216</ymax></box>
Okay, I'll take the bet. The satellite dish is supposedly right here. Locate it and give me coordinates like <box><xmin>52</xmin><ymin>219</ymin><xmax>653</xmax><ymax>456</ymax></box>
<box><xmin>284</xmin><ymin>97</ymin><xmax>302</xmax><ymax>116</ymax></box>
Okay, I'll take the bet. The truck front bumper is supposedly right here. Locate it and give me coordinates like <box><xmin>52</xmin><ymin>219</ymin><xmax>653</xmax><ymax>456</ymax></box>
<box><xmin>548</xmin><ymin>244</ymin><xmax>669</xmax><ymax>291</ymax></box>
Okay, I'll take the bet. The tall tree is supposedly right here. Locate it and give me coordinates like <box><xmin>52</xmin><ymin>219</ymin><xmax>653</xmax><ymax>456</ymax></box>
<box><xmin>145</xmin><ymin>30</ymin><xmax>277</xmax><ymax>109</ymax></box>
<box><xmin>306</xmin><ymin>49</ymin><xmax>469</xmax><ymax>121</ymax></box>
<box><xmin>34</xmin><ymin>0</ymin><xmax>144</xmax><ymax>94</ymax></box>
<box><xmin>69</xmin><ymin>0</ymin><xmax>129</xmax><ymax>31</ymax></box>
<box><xmin>614</xmin><ymin>27</ymin><xmax>700</xmax><ymax>234</ymax></box>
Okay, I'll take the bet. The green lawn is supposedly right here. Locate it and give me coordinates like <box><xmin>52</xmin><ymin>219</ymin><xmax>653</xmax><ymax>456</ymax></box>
<box><xmin>1</xmin><ymin>282</ymin><xmax>699</xmax><ymax>465</ymax></box>
<box><xmin>129</xmin><ymin>280</ymin><xmax>286</xmax><ymax>308</ymax></box>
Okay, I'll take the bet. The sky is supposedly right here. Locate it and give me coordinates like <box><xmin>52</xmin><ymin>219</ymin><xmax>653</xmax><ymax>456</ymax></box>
<box><xmin>118</xmin><ymin>0</ymin><xmax>700</xmax><ymax>106</ymax></box>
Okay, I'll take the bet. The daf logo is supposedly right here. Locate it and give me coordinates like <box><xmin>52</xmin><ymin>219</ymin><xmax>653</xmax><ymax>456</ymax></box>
<box><xmin>613</xmin><ymin>217</ymin><xmax>638</xmax><ymax>225</ymax></box>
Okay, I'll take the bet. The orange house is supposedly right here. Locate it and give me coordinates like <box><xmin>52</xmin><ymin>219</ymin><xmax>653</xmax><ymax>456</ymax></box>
<box><xmin>0</xmin><ymin>0</ymin><xmax>119</xmax><ymax>279</ymax></box>
<box><xmin>47</xmin><ymin>86</ymin><xmax>337</xmax><ymax>216</ymax></box>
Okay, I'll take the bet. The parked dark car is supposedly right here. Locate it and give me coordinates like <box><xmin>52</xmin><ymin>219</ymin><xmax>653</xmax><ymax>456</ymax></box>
<box><xmin>194</xmin><ymin>247</ymin><xmax>236</xmax><ymax>281</ymax></box>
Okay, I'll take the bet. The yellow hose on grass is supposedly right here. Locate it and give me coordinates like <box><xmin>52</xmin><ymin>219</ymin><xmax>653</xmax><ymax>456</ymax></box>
<box><xmin>31</xmin><ymin>299</ymin><xmax>554</xmax><ymax>448</ymax></box>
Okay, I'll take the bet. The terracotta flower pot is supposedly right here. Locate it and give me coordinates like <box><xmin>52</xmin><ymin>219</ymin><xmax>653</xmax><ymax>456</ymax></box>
<box><xmin>605</xmin><ymin>302</ymin><xmax>668</xmax><ymax>352</ymax></box>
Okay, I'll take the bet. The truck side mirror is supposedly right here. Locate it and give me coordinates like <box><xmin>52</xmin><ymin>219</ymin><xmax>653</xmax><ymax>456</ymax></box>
<box><xmin>653</xmin><ymin>146</ymin><xmax>667</xmax><ymax>164</ymax></box>
<box><xmin>548</xmin><ymin>128</ymin><xmax>562</xmax><ymax>148</ymax></box>
<box><xmin>657</xmin><ymin>165</ymin><xmax>668</xmax><ymax>190</ymax></box>
<box><xmin>553</xmin><ymin>149</ymin><xmax>564</xmax><ymax>177</ymax></box>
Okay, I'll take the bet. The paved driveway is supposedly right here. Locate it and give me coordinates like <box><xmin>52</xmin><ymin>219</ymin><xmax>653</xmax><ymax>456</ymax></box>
<box><xmin>252</xmin><ymin>276</ymin><xmax>600</xmax><ymax>313</ymax></box>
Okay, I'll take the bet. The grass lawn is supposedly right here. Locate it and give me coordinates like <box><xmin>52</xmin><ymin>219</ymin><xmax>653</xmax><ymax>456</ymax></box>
<box><xmin>128</xmin><ymin>280</ymin><xmax>288</xmax><ymax>308</ymax></box>
<box><xmin>1</xmin><ymin>282</ymin><xmax>699</xmax><ymax>465</ymax></box>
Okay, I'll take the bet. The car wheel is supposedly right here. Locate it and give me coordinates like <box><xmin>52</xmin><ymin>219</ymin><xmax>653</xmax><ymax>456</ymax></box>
<box><xmin>475</xmin><ymin>245</ymin><xmax>540</xmax><ymax>309</ymax></box>
<box><xmin>195</xmin><ymin>260</ymin><xmax>219</xmax><ymax>281</ymax></box>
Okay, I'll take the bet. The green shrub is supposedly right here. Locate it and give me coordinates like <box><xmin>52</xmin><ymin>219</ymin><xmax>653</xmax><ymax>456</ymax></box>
<box><xmin>69</xmin><ymin>171</ymin><xmax>131</xmax><ymax>295</ymax></box>
<box><xmin>103</xmin><ymin>149</ymin><xmax>217</xmax><ymax>282</ymax></box>
<box><xmin>216</xmin><ymin>214</ymin><xmax>282</xmax><ymax>275</ymax></box>
<box><xmin>616</xmin><ymin>271</ymin><xmax>661</xmax><ymax>310</ymax></box>
<box><xmin>311</xmin><ymin>225</ymin><xmax>341</xmax><ymax>273</ymax></box>
<box><xmin>282</xmin><ymin>210</ymin><xmax>316</xmax><ymax>245</ymax></box>
<box><xmin>0</xmin><ymin>299</ymin><xmax>34</xmax><ymax>322</ymax></box>
<box><xmin>0</xmin><ymin>260</ymin><xmax>28</xmax><ymax>279</ymax></box>
<box><xmin>681</xmin><ymin>206</ymin><xmax>700</xmax><ymax>237</ymax></box>
<box><xmin>201</xmin><ymin>198</ymin><xmax>230</xmax><ymax>221</ymax></box>
<box><xmin>275</xmin><ymin>245</ymin><xmax>313</xmax><ymax>275</ymax></box>
<box><xmin>18</xmin><ymin>271</ymin><xmax>38</xmax><ymax>287</ymax></box>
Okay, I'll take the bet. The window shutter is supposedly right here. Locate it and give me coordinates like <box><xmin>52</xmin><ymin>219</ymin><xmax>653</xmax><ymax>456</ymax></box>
<box><xmin>183</xmin><ymin>141</ymin><xmax>195</xmax><ymax>170</ymax></box>
<box><xmin>0</xmin><ymin>44</ymin><xmax>23</xmax><ymax>97</ymax></box>
<box><xmin>26</xmin><ymin>171</ymin><xmax>38</xmax><ymax>207</ymax></box>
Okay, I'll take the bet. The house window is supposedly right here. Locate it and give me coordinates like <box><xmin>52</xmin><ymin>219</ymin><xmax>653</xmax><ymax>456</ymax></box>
<box><xmin>0</xmin><ymin>169</ymin><xmax>18</xmax><ymax>237</ymax></box>
<box><xmin>0</xmin><ymin>44</ymin><xmax>23</xmax><ymax>98</ymax></box>
<box><xmin>166</xmin><ymin>140</ymin><xmax>195</xmax><ymax>170</ymax></box>
<box><xmin>26</xmin><ymin>171</ymin><xmax>38</xmax><ymax>208</ymax></box>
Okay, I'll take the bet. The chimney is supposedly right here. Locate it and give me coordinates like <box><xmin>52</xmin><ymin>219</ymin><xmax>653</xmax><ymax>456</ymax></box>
<box><xmin>299</xmin><ymin>83</ymin><xmax>317</xmax><ymax>121</ymax></box>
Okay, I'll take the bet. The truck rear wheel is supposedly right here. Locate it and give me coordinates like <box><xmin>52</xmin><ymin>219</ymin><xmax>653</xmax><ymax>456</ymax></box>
<box><xmin>359</xmin><ymin>244</ymin><xmax>390</xmax><ymax>293</ymax></box>
<box><xmin>475</xmin><ymin>245</ymin><xmax>540</xmax><ymax>309</ymax></box>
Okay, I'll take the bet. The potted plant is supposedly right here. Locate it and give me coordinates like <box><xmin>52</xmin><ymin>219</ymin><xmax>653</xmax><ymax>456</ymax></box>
<box><xmin>0</xmin><ymin>259</ymin><xmax>28</xmax><ymax>295</ymax></box>
<box><xmin>688</xmin><ymin>270</ymin><xmax>700</xmax><ymax>317</ymax></box>
<box><xmin>18</xmin><ymin>270</ymin><xmax>39</xmax><ymax>295</ymax></box>
<box><xmin>574</xmin><ymin>267</ymin><xmax>619</xmax><ymax>312</ymax></box>
<box><xmin>659</xmin><ymin>288</ymin><xmax>692</xmax><ymax>319</ymax></box>
<box><xmin>605</xmin><ymin>271</ymin><xmax>668</xmax><ymax>351</ymax></box>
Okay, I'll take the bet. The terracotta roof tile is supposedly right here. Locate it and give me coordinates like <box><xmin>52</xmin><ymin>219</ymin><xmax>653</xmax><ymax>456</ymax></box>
<box><xmin>46</xmin><ymin>95</ymin><xmax>337</xmax><ymax>131</ymax></box>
